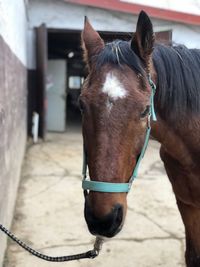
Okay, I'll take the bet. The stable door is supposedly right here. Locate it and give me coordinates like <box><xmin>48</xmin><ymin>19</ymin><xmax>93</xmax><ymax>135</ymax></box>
<box><xmin>47</xmin><ymin>60</ymin><xmax>66</xmax><ymax>132</ymax></box>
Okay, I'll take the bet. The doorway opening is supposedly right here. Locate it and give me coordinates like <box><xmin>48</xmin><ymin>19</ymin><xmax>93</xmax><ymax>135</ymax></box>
<box><xmin>48</xmin><ymin>30</ymin><xmax>85</xmax><ymax>132</ymax></box>
<box><xmin>29</xmin><ymin>24</ymin><xmax>172</xmax><ymax>138</ymax></box>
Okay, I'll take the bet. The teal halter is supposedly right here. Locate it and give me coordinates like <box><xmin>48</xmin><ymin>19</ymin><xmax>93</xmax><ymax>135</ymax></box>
<box><xmin>82</xmin><ymin>76</ymin><xmax>156</xmax><ymax>193</ymax></box>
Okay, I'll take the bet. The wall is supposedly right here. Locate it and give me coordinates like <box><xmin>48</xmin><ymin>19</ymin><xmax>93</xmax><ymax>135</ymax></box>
<box><xmin>27</xmin><ymin>0</ymin><xmax>200</xmax><ymax>69</ymax></box>
<box><xmin>0</xmin><ymin>0</ymin><xmax>27</xmax><ymax>265</ymax></box>
<box><xmin>122</xmin><ymin>0</ymin><xmax>200</xmax><ymax>16</ymax></box>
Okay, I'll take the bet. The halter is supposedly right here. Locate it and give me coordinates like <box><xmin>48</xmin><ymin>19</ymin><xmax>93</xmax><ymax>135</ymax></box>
<box><xmin>82</xmin><ymin>76</ymin><xmax>157</xmax><ymax>193</ymax></box>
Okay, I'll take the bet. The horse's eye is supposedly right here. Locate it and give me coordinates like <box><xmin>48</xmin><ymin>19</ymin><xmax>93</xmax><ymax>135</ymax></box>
<box><xmin>140</xmin><ymin>105</ymin><xmax>150</xmax><ymax>118</ymax></box>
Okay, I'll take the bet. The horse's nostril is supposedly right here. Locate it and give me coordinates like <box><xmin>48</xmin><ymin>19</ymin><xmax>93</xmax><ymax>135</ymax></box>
<box><xmin>84</xmin><ymin>203</ymin><xmax>124</xmax><ymax>238</ymax></box>
<box><xmin>114</xmin><ymin>204</ymin><xmax>123</xmax><ymax>225</ymax></box>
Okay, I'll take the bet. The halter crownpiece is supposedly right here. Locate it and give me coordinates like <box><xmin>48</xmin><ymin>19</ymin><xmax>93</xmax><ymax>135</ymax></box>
<box><xmin>82</xmin><ymin>76</ymin><xmax>157</xmax><ymax>193</ymax></box>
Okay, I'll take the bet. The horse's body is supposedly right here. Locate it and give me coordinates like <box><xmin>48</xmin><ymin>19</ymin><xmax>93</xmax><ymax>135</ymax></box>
<box><xmin>81</xmin><ymin>11</ymin><xmax>200</xmax><ymax>266</ymax></box>
<box><xmin>152</xmin><ymin>45</ymin><xmax>200</xmax><ymax>267</ymax></box>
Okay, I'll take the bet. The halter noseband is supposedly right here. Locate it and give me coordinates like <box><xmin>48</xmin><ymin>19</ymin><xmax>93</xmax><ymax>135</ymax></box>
<box><xmin>82</xmin><ymin>76</ymin><xmax>156</xmax><ymax>193</ymax></box>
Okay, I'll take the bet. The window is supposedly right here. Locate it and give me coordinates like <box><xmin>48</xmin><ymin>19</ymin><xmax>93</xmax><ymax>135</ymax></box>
<box><xmin>69</xmin><ymin>76</ymin><xmax>81</xmax><ymax>89</ymax></box>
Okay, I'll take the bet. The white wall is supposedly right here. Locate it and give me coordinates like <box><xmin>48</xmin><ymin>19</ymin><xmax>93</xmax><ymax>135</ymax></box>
<box><xmin>172</xmin><ymin>24</ymin><xmax>200</xmax><ymax>48</ymax></box>
<box><xmin>28</xmin><ymin>0</ymin><xmax>200</xmax><ymax>68</ymax></box>
<box><xmin>122</xmin><ymin>0</ymin><xmax>200</xmax><ymax>16</ymax></box>
<box><xmin>0</xmin><ymin>0</ymin><xmax>28</xmax><ymax>66</ymax></box>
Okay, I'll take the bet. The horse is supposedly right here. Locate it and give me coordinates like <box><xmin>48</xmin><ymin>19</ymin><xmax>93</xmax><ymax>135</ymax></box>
<box><xmin>80</xmin><ymin>11</ymin><xmax>200</xmax><ymax>267</ymax></box>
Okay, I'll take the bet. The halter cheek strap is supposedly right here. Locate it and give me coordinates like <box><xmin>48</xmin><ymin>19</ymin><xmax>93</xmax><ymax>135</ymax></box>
<box><xmin>82</xmin><ymin>76</ymin><xmax>157</xmax><ymax>193</ymax></box>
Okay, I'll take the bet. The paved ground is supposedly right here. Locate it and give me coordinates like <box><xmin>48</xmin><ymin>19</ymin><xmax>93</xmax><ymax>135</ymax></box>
<box><xmin>4</xmin><ymin>130</ymin><xmax>185</xmax><ymax>267</ymax></box>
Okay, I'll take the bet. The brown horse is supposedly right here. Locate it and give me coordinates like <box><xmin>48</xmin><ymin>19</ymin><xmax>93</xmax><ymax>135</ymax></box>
<box><xmin>80</xmin><ymin>11</ymin><xmax>200</xmax><ymax>267</ymax></box>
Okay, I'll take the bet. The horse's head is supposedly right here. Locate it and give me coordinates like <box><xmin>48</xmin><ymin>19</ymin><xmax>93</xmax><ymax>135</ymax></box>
<box><xmin>80</xmin><ymin>11</ymin><xmax>155</xmax><ymax>238</ymax></box>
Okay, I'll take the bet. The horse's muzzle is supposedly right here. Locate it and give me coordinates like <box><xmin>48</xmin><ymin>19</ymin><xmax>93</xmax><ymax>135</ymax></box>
<box><xmin>84</xmin><ymin>201</ymin><xmax>123</xmax><ymax>238</ymax></box>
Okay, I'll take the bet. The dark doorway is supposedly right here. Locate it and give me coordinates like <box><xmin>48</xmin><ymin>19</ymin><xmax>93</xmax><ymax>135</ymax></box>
<box><xmin>28</xmin><ymin>25</ymin><xmax>172</xmax><ymax>137</ymax></box>
<box><xmin>48</xmin><ymin>30</ymin><xmax>85</xmax><ymax>130</ymax></box>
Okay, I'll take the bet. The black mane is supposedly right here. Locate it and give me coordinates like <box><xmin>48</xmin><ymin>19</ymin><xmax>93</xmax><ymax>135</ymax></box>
<box><xmin>96</xmin><ymin>40</ymin><xmax>146</xmax><ymax>77</ymax></box>
<box><xmin>96</xmin><ymin>39</ymin><xmax>200</xmax><ymax>120</ymax></box>
<box><xmin>153</xmin><ymin>44</ymin><xmax>200</xmax><ymax>120</ymax></box>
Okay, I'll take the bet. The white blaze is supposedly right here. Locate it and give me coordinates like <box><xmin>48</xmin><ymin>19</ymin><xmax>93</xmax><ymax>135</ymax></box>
<box><xmin>102</xmin><ymin>72</ymin><xmax>127</xmax><ymax>100</ymax></box>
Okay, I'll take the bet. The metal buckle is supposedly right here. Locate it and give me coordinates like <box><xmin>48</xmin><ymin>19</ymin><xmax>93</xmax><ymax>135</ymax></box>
<box><xmin>147</xmin><ymin>113</ymin><xmax>151</xmax><ymax>129</ymax></box>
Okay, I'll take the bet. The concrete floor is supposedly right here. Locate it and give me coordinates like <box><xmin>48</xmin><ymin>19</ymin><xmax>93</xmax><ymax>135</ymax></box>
<box><xmin>4</xmin><ymin>131</ymin><xmax>185</xmax><ymax>267</ymax></box>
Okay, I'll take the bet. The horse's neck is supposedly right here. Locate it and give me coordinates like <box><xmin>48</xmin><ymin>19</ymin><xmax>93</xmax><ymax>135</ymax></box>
<box><xmin>150</xmin><ymin>114</ymin><xmax>194</xmax><ymax>168</ymax></box>
<box><xmin>150</xmin><ymin>46</ymin><xmax>200</xmax><ymax>168</ymax></box>
<box><xmin>149</xmin><ymin>59</ymin><xmax>194</xmax><ymax>167</ymax></box>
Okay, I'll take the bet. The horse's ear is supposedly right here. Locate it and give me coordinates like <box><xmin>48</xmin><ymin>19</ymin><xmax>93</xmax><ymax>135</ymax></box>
<box><xmin>131</xmin><ymin>11</ymin><xmax>155</xmax><ymax>70</ymax></box>
<box><xmin>81</xmin><ymin>17</ymin><xmax>104</xmax><ymax>68</ymax></box>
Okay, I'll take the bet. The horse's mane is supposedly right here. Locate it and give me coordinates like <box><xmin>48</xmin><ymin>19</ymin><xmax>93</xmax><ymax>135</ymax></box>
<box><xmin>96</xmin><ymin>39</ymin><xmax>200</xmax><ymax>120</ymax></box>
<box><xmin>96</xmin><ymin>40</ymin><xmax>146</xmax><ymax>78</ymax></box>
<box><xmin>153</xmin><ymin>44</ymin><xmax>200</xmax><ymax>120</ymax></box>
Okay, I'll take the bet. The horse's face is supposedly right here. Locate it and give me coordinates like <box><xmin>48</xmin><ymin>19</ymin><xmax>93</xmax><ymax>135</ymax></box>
<box><xmin>81</xmin><ymin>11</ymin><xmax>154</xmax><ymax>238</ymax></box>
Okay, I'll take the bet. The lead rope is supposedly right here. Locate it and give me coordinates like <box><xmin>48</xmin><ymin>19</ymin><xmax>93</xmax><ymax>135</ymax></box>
<box><xmin>0</xmin><ymin>223</ymin><xmax>104</xmax><ymax>262</ymax></box>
